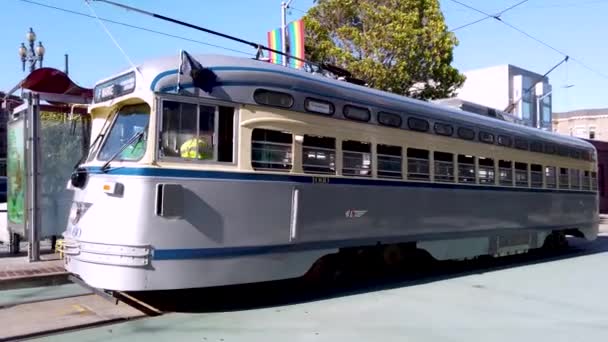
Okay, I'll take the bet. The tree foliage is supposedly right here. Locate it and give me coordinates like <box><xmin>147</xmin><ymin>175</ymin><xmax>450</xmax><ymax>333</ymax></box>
<box><xmin>303</xmin><ymin>0</ymin><xmax>465</xmax><ymax>100</ymax></box>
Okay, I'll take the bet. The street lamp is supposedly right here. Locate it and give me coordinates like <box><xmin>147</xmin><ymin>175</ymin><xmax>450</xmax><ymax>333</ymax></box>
<box><xmin>18</xmin><ymin>27</ymin><xmax>45</xmax><ymax>72</ymax></box>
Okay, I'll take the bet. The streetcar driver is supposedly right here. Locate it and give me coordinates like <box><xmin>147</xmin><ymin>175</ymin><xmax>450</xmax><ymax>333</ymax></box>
<box><xmin>180</xmin><ymin>135</ymin><xmax>213</xmax><ymax>160</ymax></box>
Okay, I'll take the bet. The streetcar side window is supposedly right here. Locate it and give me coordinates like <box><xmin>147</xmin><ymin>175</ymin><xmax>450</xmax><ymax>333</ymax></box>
<box><xmin>407</xmin><ymin>148</ymin><xmax>429</xmax><ymax>181</ymax></box>
<box><xmin>457</xmin><ymin>154</ymin><xmax>475</xmax><ymax>183</ymax></box>
<box><xmin>545</xmin><ymin>166</ymin><xmax>557</xmax><ymax>188</ymax></box>
<box><xmin>377</xmin><ymin>144</ymin><xmax>402</xmax><ymax>179</ymax></box>
<box><xmin>531</xmin><ymin>164</ymin><xmax>543</xmax><ymax>188</ymax></box>
<box><xmin>478</xmin><ymin>157</ymin><xmax>495</xmax><ymax>184</ymax></box>
<box><xmin>342</xmin><ymin>140</ymin><xmax>372</xmax><ymax>177</ymax></box>
<box><xmin>479</xmin><ymin>131</ymin><xmax>494</xmax><ymax>144</ymax></box>
<box><xmin>303</xmin><ymin>135</ymin><xmax>336</xmax><ymax>175</ymax></box>
<box><xmin>160</xmin><ymin>101</ymin><xmax>198</xmax><ymax>159</ymax></box>
<box><xmin>570</xmin><ymin>169</ymin><xmax>581</xmax><ymax>189</ymax></box>
<box><xmin>592</xmin><ymin>171</ymin><xmax>598</xmax><ymax>191</ymax></box>
<box><xmin>499</xmin><ymin>160</ymin><xmax>513</xmax><ymax>186</ymax></box>
<box><xmin>434</xmin><ymin>151</ymin><xmax>454</xmax><ymax>183</ymax></box>
<box><xmin>514</xmin><ymin>162</ymin><xmax>528</xmax><ymax>187</ymax></box>
<box><xmin>160</xmin><ymin>101</ymin><xmax>235</xmax><ymax>162</ymax></box>
<box><xmin>217</xmin><ymin>106</ymin><xmax>235</xmax><ymax>162</ymax></box>
<box><xmin>559</xmin><ymin>168</ymin><xmax>569</xmax><ymax>188</ymax></box>
<box><xmin>251</xmin><ymin>129</ymin><xmax>293</xmax><ymax>171</ymax></box>
<box><xmin>583</xmin><ymin>171</ymin><xmax>591</xmax><ymax>190</ymax></box>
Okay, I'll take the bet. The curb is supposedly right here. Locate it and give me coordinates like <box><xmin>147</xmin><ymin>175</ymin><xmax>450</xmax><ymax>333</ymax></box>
<box><xmin>0</xmin><ymin>272</ymin><xmax>70</xmax><ymax>290</ymax></box>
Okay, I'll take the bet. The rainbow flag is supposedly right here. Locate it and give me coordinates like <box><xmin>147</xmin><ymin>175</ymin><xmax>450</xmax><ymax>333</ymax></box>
<box><xmin>267</xmin><ymin>28</ymin><xmax>283</xmax><ymax>65</ymax></box>
<box><xmin>287</xmin><ymin>19</ymin><xmax>305</xmax><ymax>69</ymax></box>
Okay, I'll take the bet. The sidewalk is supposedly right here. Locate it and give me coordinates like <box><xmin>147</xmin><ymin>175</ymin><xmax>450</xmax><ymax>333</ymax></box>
<box><xmin>0</xmin><ymin>249</ymin><xmax>67</xmax><ymax>290</ymax></box>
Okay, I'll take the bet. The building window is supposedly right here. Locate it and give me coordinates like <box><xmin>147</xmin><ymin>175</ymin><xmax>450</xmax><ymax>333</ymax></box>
<box><xmin>302</xmin><ymin>135</ymin><xmax>336</xmax><ymax>175</ymax></box>
<box><xmin>407</xmin><ymin>148</ymin><xmax>429</xmax><ymax>181</ymax></box>
<box><xmin>377</xmin><ymin>144</ymin><xmax>402</xmax><ymax>179</ymax></box>
<box><xmin>589</xmin><ymin>127</ymin><xmax>596</xmax><ymax>140</ymax></box>
<box><xmin>434</xmin><ymin>151</ymin><xmax>454</xmax><ymax>182</ymax></box>
<box><xmin>342</xmin><ymin>140</ymin><xmax>371</xmax><ymax>177</ymax></box>
<box><xmin>251</xmin><ymin>129</ymin><xmax>292</xmax><ymax>171</ymax></box>
<box><xmin>522</xmin><ymin>101</ymin><xmax>532</xmax><ymax>120</ymax></box>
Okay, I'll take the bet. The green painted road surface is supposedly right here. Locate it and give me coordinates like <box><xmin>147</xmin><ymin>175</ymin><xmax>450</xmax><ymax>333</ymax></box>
<box><xmin>38</xmin><ymin>237</ymin><xmax>608</xmax><ymax>342</ymax></box>
<box><xmin>0</xmin><ymin>283</ymin><xmax>91</xmax><ymax>307</ymax></box>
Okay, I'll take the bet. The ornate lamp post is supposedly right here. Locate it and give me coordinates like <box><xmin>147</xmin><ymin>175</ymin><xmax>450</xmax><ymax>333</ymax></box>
<box><xmin>18</xmin><ymin>28</ymin><xmax>45</xmax><ymax>73</ymax></box>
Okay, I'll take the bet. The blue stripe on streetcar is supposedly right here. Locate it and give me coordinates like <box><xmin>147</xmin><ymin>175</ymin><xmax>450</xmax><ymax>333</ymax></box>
<box><xmin>151</xmin><ymin>221</ymin><xmax>598</xmax><ymax>260</ymax></box>
<box><xmin>84</xmin><ymin>166</ymin><xmax>596</xmax><ymax>195</ymax></box>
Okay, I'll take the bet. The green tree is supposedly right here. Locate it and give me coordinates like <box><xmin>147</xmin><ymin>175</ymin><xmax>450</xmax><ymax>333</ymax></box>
<box><xmin>303</xmin><ymin>0</ymin><xmax>465</xmax><ymax>100</ymax></box>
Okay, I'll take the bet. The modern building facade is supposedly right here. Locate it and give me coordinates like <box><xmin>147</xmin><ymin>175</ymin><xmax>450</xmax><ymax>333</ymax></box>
<box><xmin>452</xmin><ymin>64</ymin><xmax>553</xmax><ymax>130</ymax></box>
<box><xmin>553</xmin><ymin>108</ymin><xmax>608</xmax><ymax>141</ymax></box>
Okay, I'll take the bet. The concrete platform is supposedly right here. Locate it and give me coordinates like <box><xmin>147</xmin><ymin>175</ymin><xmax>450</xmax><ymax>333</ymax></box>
<box><xmin>36</xmin><ymin>235</ymin><xmax>608</xmax><ymax>342</ymax></box>
<box><xmin>0</xmin><ymin>253</ymin><xmax>67</xmax><ymax>290</ymax></box>
<box><xmin>0</xmin><ymin>293</ymin><xmax>144</xmax><ymax>340</ymax></box>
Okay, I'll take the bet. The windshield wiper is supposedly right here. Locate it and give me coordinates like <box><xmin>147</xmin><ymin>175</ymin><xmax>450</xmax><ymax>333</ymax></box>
<box><xmin>100</xmin><ymin>130</ymin><xmax>145</xmax><ymax>173</ymax></box>
<box><xmin>73</xmin><ymin>112</ymin><xmax>113</xmax><ymax>171</ymax></box>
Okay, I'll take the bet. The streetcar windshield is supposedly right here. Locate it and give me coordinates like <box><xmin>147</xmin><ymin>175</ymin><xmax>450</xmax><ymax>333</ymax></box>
<box><xmin>97</xmin><ymin>103</ymin><xmax>150</xmax><ymax>161</ymax></box>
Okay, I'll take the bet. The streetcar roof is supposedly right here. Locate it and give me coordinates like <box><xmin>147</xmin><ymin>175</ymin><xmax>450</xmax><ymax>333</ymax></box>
<box><xmin>97</xmin><ymin>53</ymin><xmax>594</xmax><ymax>153</ymax></box>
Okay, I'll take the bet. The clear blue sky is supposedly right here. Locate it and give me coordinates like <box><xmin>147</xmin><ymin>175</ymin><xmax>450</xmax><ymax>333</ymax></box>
<box><xmin>1</xmin><ymin>0</ymin><xmax>607</xmax><ymax>113</ymax></box>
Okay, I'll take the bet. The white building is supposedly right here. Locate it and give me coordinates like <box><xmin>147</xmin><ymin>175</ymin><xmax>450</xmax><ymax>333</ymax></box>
<box><xmin>448</xmin><ymin>65</ymin><xmax>553</xmax><ymax>130</ymax></box>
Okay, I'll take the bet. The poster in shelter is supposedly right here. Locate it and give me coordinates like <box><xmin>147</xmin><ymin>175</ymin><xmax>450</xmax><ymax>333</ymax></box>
<box><xmin>7</xmin><ymin>118</ymin><xmax>26</xmax><ymax>225</ymax></box>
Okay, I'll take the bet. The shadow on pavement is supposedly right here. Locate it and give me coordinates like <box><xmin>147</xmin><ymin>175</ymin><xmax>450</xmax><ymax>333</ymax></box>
<box><xmin>127</xmin><ymin>235</ymin><xmax>608</xmax><ymax>314</ymax></box>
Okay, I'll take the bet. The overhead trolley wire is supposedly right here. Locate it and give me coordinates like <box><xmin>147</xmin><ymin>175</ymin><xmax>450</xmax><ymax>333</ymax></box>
<box><xmin>447</xmin><ymin>0</ymin><xmax>608</xmax><ymax>82</ymax></box>
<box><xmin>450</xmin><ymin>0</ymin><xmax>529</xmax><ymax>32</ymax></box>
<box><xmin>17</xmin><ymin>0</ymin><xmax>253</xmax><ymax>57</ymax></box>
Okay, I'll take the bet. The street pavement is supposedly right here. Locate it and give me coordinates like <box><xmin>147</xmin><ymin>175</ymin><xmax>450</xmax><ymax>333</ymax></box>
<box><xmin>35</xmin><ymin>234</ymin><xmax>608</xmax><ymax>342</ymax></box>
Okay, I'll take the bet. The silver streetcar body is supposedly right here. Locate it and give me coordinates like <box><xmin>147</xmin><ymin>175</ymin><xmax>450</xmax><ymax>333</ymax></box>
<box><xmin>62</xmin><ymin>54</ymin><xmax>599</xmax><ymax>291</ymax></box>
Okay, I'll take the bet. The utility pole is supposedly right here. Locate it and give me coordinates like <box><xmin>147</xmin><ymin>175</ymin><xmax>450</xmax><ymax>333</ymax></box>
<box><xmin>65</xmin><ymin>54</ymin><xmax>69</xmax><ymax>75</ymax></box>
<box><xmin>281</xmin><ymin>0</ymin><xmax>293</xmax><ymax>67</ymax></box>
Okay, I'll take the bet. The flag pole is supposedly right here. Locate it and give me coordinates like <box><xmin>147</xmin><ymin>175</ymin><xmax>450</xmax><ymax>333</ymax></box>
<box><xmin>176</xmin><ymin>49</ymin><xmax>183</xmax><ymax>93</ymax></box>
